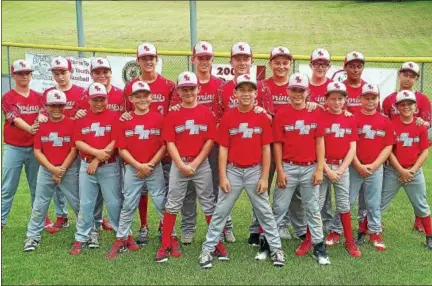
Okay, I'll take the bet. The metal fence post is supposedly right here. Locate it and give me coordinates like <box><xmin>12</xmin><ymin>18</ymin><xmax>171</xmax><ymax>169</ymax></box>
<box><xmin>292</xmin><ymin>59</ymin><xmax>296</xmax><ymax>73</ymax></box>
<box><xmin>189</xmin><ymin>0</ymin><xmax>197</xmax><ymax>73</ymax></box>
<box><xmin>76</xmin><ymin>0</ymin><xmax>86</xmax><ymax>58</ymax></box>
<box><xmin>187</xmin><ymin>55</ymin><xmax>190</xmax><ymax>72</ymax></box>
<box><xmin>7</xmin><ymin>45</ymin><xmax>12</xmax><ymax>89</ymax></box>
<box><xmin>420</xmin><ymin>63</ymin><xmax>425</xmax><ymax>93</ymax></box>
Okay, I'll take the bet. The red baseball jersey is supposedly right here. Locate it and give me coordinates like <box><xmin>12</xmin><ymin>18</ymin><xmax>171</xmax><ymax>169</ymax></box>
<box><xmin>320</xmin><ymin>111</ymin><xmax>358</xmax><ymax>161</ymax></box>
<box><xmin>2</xmin><ymin>89</ymin><xmax>42</xmax><ymax>147</ymax></box>
<box><xmin>34</xmin><ymin>117</ymin><xmax>76</xmax><ymax>166</ymax></box>
<box><xmin>170</xmin><ymin>75</ymin><xmax>224</xmax><ymax>112</ymax></box>
<box><xmin>344</xmin><ymin>80</ymin><xmax>367</xmax><ymax>114</ymax></box>
<box><xmin>262</xmin><ymin>77</ymin><xmax>290</xmax><ymax>115</ymax></box>
<box><xmin>217</xmin><ymin>108</ymin><xmax>273</xmax><ymax>166</ymax></box>
<box><xmin>124</xmin><ymin>74</ymin><xmax>175</xmax><ymax>116</ymax></box>
<box><xmin>391</xmin><ymin>117</ymin><xmax>429</xmax><ymax>168</ymax></box>
<box><xmin>382</xmin><ymin>90</ymin><xmax>431</xmax><ymax>124</ymax></box>
<box><xmin>43</xmin><ymin>85</ymin><xmax>84</xmax><ymax>118</ymax></box>
<box><xmin>163</xmin><ymin>104</ymin><xmax>216</xmax><ymax>157</ymax></box>
<box><xmin>74</xmin><ymin>109</ymin><xmax>119</xmax><ymax>161</ymax></box>
<box><xmin>354</xmin><ymin>111</ymin><xmax>394</xmax><ymax>164</ymax></box>
<box><xmin>308</xmin><ymin>78</ymin><xmax>332</xmax><ymax>106</ymax></box>
<box><xmin>273</xmin><ymin>106</ymin><xmax>324</xmax><ymax>163</ymax></box>
<box><xmin>77</xmin><ymin>85</ymin><xmax>124</xmax><ymax>117</ymax></box>
<box><xmin>117</xmin><ymin>111</ymin><xmax>164</xmax><ymax>164</ymax></box>
<box><xmin>213</xmin><ymin>79</ymin><xmax>274</xmax><ymax>123</ymax></box>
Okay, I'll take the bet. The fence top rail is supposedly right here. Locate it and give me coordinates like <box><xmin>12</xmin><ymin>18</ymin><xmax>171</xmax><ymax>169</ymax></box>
<box><xmin>3</xmin><ymin>42</ymin><xmax>432</xmax><ymax>63</ymax></box>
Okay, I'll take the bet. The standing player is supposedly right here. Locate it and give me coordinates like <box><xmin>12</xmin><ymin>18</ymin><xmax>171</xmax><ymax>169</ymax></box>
<box><xmin>343</xmin><ymin>51</ymin><xmax>368</xmax><ymax>114</ymax></box>
<box><xmin>69</xmin><ymin>83</ymin><xmax>122</xmax><ymax>255</ymax></box>
<box><xmin>107</xmin><ymin>81</ymin><xmax>166</xmax><ymax>258</ymax></box>
<box><xmin>155</xmin><ymin>71</ymin><xmax>226</xmax><ymax>264</ymax></box>
<box><xmin>199</xmin><ymin>74</ymin><xmax>284</xmax><ymax>269</ymax></box>
<box><xmin>2</xmin><ymin>60</ymin><xmax>42</xmax><ymax>231</ymax></box>
<box><xmin>318</xmin><ymin>82</ymin><xmax>361</xmax><ymax>257</ymax></box>
<box><xmin>170</xmin><ymin>41</ymin><xmax>225</xmax><ymax>244</ymax></box>
<box><xmin>271</xmin><ymin>72</ymin><xmax>330</xmax><ymax>265</ymax></box>
<box><xmin>380</xmin><ymin>90</ymin><xmax>432</xmax><ymax>250</ymax></box>
<box><xmin>23</xmin><ymin>90</ymin><xmax>80</xmax><ymax>251</ymax></box>
<box><xmin>212</xmin><ymin>41</ymin><xmax>274</xmax><ymax>244</ymax></box>
<box><xmin>382</xmin><ymin>62</ymin><xmax>431</xmax><ymax>233</ymax></box>
<box><xmin>327</xmin><ymin>84</ymin><xmax>393</xmax><ymax>251</ymax></box>
<box><xmin>123</xmin><ymin>42</ymin><xmax>175</xmax><ymax>246</ymax></box>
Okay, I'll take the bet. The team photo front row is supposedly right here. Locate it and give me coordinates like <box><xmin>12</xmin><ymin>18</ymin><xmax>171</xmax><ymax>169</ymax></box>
<box><xmin>1</xmin><ymin>41</ymin><xmax>431</xmax><ymax>270</ymax></box>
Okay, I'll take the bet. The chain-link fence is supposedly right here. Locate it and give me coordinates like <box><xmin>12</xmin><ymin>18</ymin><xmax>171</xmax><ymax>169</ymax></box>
<box><xmin>2</xmin><ymin>43</ymin><xmax>432</xmax><ymax>97</ymax></box>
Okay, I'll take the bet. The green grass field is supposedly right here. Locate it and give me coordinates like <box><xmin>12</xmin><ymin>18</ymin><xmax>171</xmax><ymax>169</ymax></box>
<box><xmin>2</xmin><ymin>1</ymin><xmax>432</xmax><ymax>285</ymax></box>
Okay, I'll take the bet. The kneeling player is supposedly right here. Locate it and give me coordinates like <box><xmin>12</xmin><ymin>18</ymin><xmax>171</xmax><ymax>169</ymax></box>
<box><xmin>24</xmin><ymin>90</ymin><xmax>80</xmax><ymax>251</ymax></box>
<box><xmin>380</xmin><ymin>90</ymin><xmax>432</xmax><ymax>251</ymax></box>
<box><xmin>200</xmin><ymin>74</ymin><xmax>284</xmax><ymax>269</ymax></box>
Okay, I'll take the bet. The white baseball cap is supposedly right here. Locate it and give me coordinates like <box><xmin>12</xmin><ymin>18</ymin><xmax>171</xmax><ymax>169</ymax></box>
<box><xmin>399</xmin><ymin>62</ymin><xmax>420</xmax><ymax>76</ymax></box>
<box><xmin>287</xmin><ymin>73</ymin><xmax>309</xmax><ymax>90</ymax></box>
<box><xmin>310</xmin><ymin>48</ymin><xmax>331</xmax><ymax>63</ymax></box>
<box><xmin>88</xmin><ymin>82</ymin><xmax>108</xmax><ymax>99</ymax></box>
<box><xmin>177</xmin><ymin>71</ymin><xmax>198</xmax><ymax>88</ymax></box>
<box><xmin>137</xmin><ymin>42</ymin><xmax>157</xmax><ymax>58</ymax></box>
<box><xmin>11</xmin><ymin>59</ymin><xmax>33</xmax><ymax>74</ymax></box>
<box><xmin>235</xmin><ymin>74</ymin><xmax>257</xmax><ymax>89</ymax></box>
<box><xmin>396</xmin><ymin>90</ymin><xmax>416</xmax><ymax>104</ymax></box>
<box><xmin>344</xmin><ymin>51</ymin><xmax>365</xmax><ymax>66</ymax></box>
<box><xmin>325</xmin><ymin>81</ymin><xmax>347</xmax><ymax>97</ymax></box>
<box><xmin>231</xmin><ymin>42</ymin><xmax>252</xmax><ymax>57</ymax></box>
<box><xmin>50</xmin><ymin>56</ymin><xmax>72</xmax><ymax>71</ymax></box>
<box><xmin>90</xmin><ymin>58</ymin><xmax>111</xmax><ymax>72</ymax></box>
<box><xmin>45</xmin><ymin>89</ymin><xmax>67</xmax><ymax>105</ymax></box>
<box><xmin>193</xmin><ymin>41</ymin><xmax>213</xmax><ymax>56</ymax></box>
<box><xmin>269</xmin><ymin>46</ymin><xmax>292</xmax><ymax>61</ymax></box>
<box><xmin>360</xmin><ymin>83</ymin><xmax>380</xmax><ymax>97</ymax></box>
<box><xmin>131</xmin><ymin>81</ymin><xmax>151</xmax><ymax>94</ymax></box>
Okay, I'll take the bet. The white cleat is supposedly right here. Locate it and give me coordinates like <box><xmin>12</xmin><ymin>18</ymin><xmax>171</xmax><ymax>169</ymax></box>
<box><xmin>255</xmin><ymin>250</ymin><xmax>269</xmax><ymax>261</ymax></box>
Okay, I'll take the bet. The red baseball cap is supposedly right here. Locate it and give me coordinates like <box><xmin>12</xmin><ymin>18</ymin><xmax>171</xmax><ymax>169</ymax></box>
<box><xmin>11</xmin><ymin>59</ymin><xmax>33</xmax><ymax>74</ymax></box>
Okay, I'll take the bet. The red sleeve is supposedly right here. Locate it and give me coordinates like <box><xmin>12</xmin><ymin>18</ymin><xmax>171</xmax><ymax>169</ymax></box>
<box><xmin>272</xmin><ymin>111</ymin><xmax>284</xmax><ymax>143</ymax></box>
<box><xmin>76</xmin><ymin>89</ymin><xmax>90</xmax><ymax>111</ymax></box>
<box><xmin>384</xmin><ymin>118</ymin><xmax>395</xmax><ymax>146</ymax></box>
<box><xmin>157</xmin><ymin>115</ymin><xmax>165</xmax><ymax>147</ymax></box>
<box><xmin>166</xmin><ymin>80</ymin><xmax>176</xmax><ymax>108</ymax></box>
<box><xmin>216</xmin><ymin>113</ymin><xmax>230</xmax><ymax>147</ymax></box>
<box><xmin>261</xmin><ymin>114</ymin><xmax>273</xmax><ymax>146</ymax></box>
<box><xmin>419</xmin><ymin>127</ymin><xmax>430</xmax><ymax>151</ymax></box>
<box><xmin>213</xmin><ymin>85</ymin><xmax>224</xmax><ymax>123</ymax></box>
<box><xmin>162</xmin><ymin>113</ymin><xmax>176</xmax><ymax>143</ymax></box>
<box><xmin>206</xmin><ymin>110</ymin><xmax>217</xmax><ymax>141</ymax></box>
<box><xmin>382</xmin><ymin>96</ymin><xmax>391</xmax><ymax>118</ymax></box>
<box><xmin>314</xmin><ymin>110</ymin><xmax>325</xmax><ymax>137</ymax></box>
<box><xmin>1</xmin><ymin>93</ymin><xmax>20</xmax><ymax>124</ymax></box>
<box><xmin>116</xmin><ymin>122</ymin><xmax>127</xmax><ymax>149</ymax></box>
<box><xmin>34</xmin><ymin>128</ymin><xmax>42</xmax><ymax>150</ymax></box>
<box><xmin>419</xmin><ymin>94</ymin><xmax>432</xmax><ymax>124</ymax></box>
<box><xmin>74</xmin><ymin>118</ymin><xmax>84</xmax><ymax>143</ymax></box>
<box><xmin>170</xmin><ymin>88</ymin><xmax>182</xmax><ymax>109</ymax></box>
<box><xmin>110</xmin><ymin>118</ymin><xmax>121</xmax><ymax>142</ymax></box>
<box><xmin>350</xmin><ymin>117</ymin><xmax>359</xmax><ymax>142</ymax></box>
<box><xmin>259</xmin><ymin>82</ymin><xmax>275</xmax><ymax>116</ymax></box>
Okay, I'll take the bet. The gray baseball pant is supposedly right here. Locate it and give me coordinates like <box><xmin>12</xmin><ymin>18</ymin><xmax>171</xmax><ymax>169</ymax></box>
<box><xmin>318</xmin><ymin>164</ymin><xmax>350</xmax><ymax>214</ymax></box>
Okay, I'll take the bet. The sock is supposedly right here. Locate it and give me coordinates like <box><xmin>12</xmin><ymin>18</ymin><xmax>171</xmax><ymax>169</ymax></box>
<box><xmin>258</xmin><ymin>225</ymin><xmax>264</xmax><ymax>234</ymax></box>
<box><xmin>305</xmin><ymin>226</ymin><xmax>311</xmax><ymax>243</ymax></box>
<box><xmin>359</xmin><ymin>215</ymin><xmax>368</xmax><ymax>234</ymax></box>
<box><xmin>205</xmin><ymin>215</ymin><xmax>212</xmax><ymax>225</ymax></box>
<box><xmin>421</xmin><ymin>215</ymin><xmax>432</xmax><ymax>235</ymax></box>
<box><xmin>340</xmin><ymin>211</ymin><xmax>354</xmax><ymax>243</ymax></box>
<box><xmin>161</xmin><ymin>212</ymin><xmax>176</xmax><ymax>248</ymax></box>
<box><xmin>138</xmin><ymin>194</ymin><xmax>149</xmax><ymax>228</ymax></box>
<box><xmin>415</xmin><ymin>215</ymin><xmax>422</xmax><ymax>225</ymax></box>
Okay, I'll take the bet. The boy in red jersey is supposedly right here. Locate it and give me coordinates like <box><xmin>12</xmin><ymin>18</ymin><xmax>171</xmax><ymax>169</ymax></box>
<box><xmin>380</xmin><ymin>90</ymin><xmax>432</xmax><ymax>250</ymax></box>
<box><xmin>155</xmin><ymin>71</ymin><xmax>227</xmax><ymax>264</ymax></box>
<box><xmin>23</xmin><ymin>90</ymin><xmax>80</xmax><ymax>251</ymax></box>
<box><xmin>1</xmin><ymin>60</ymin><xmax>42</xmax><ymax>230</ymax></box>
<box><xmin>343</xmin><ymin>51</ymin><xmax>368</xmax><ymax>115</ymax></box>
<box><xmin>69</xmin><ymin>83</ymin><xmax>122</xmax><ymax>254</ymax></box>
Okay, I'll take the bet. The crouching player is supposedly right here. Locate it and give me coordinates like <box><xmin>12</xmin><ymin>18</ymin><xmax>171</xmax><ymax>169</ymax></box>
<box><xmin>24</xmin><ymin>90</ymin><xmax>80</xmax><ymax>251</ymax></box>
<box><xmin>318</xmin><ymin>82</ymin><xmax>361</xmax><ymax>257</ymax></box>
<box><xmin>107</xmin><ymin>81</ymin><xmax>166</xmax><ymax>258</ymax></box>
<box><xmin>70</xmin><ymin>83</ymin><xmax>122</xmax><ymax>255</ymax></box>
<box><xmin>381</xmin><ymin>90</ymin><xmax>432</xmax><ymax>251</ymax></box>
<box><xmin>200</xmin><ymin>74</ymin><xmax>284</xmax><ymax>269</ymax></box>
<box><xmin>156</xmin><ymin>72</ymin><xmax>227</xmax><ymax>264</ymax></box>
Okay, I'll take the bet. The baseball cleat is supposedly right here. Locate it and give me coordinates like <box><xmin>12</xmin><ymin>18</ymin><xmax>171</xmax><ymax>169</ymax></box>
<box><xmin>223</xmin><ymin>228</ymin><xmax>236</xmax><ymax>243</ymax></box>
<box><xmin>325</xmin><ymin>232</ymin><xmax>341</xmax><ymax>247</ymax></box>
<box><xmin>414</xmin><ymin>217</ymin><xmax>426</xmax><ymax>234</ymax></box>
<box><xmin>126</xmin><ymin>235</ymin><xmax>140</xmax><ymax>251</ymax></box>
<box><xmin>155</xmin><ymin>246</ymin><xmax>170</xmax><ymax>264</ymax></box>
<box><xmin>136</xmin><ymin>226</ymin><xmax>149</xmax><ymax>246</ymax></box>
<box><xmin>101</xmin><ymin>217</ymin><xmax>113</xmax><ymax>231</ymax></box>
<box><xmin>426</xmin><ymin>235</ymin><xmax>432</xmax><ymax>251</ymax></box>
<box><xmin>255</xmin><ymin>234</ymin><xmax>270</xmax><ymax>261</ymax></box>
<box><xmin>170</xmin><ymin>236</ymin><xmax>183</xmax><ymax>257</ymax></box>
<box><xmin>248</xmin><ymin>233</ymin><xmax>260</xmax><ymax>247</ymax></box>
<box><xmin>181</xmin><ymin>232</ymin><xmax>194</xmax><ymax>244</ymax></box>
<box><xmin>199</xmin><ymin>251</ymin><xmax>213</xmax><ymax>269</ymax></box>
<box><xmin>47</xmin><ymin>217</ymin><xmax>69</xmax><ymax>234</ymax></box>
<box><xmin>312</xmin><ymin>242</ymin><xmax>331</xmax><ymax>265</ymax></box>
<box><xmin>278</xmin><ymin>226</ymin><xmax>293</xmax><ymax>240</ymax></box>
<box><xmin>213</xmin><ymin>241</ymin><xmax>229</xmax><ymax>261</ymax></box>
<box><xmin>369</xmin><ymin>233</ymin><xmax>386</xmax><ymax>251</ymax></box>
<box><xmin>44</xmin><ymin>216</ymin><xmax>53</xmax><ymax>230</ymax></box>
<box><xmin>107</xmin><ymin>239</ymin><xmax>127</xmax><ymax>259</ymax></box>
<box><xmin>356</xmin><ymin>232</ymin><xmax>367</xmax><ymax>245</ymax></box>
<box><xmin>270</xmin><ymin>249</ymin><xmax>285</xmax><ymax>267</ymax></box>
<box><xmin>88</xmin><ymin>233</ymin><xmax>100</xmax><ymax>249</ymax></box>
<box><xmin>23</xmin><ymin>238</ymin><xmax>40</xmax><ymax>252</ymax></box>
<box><xmin>69</xmin><ymin>241</ymin><xmax>86</xmax><ymax>255</ymax></box>
<box><xmin>295</xmin><ymin>238</ymin><xmax>312</xmax><ymax>256</ymax></box>
<box><xmin>345</xmin><ymin>241</ymin><xmax>362</xmax><ymax>257</ymax></box>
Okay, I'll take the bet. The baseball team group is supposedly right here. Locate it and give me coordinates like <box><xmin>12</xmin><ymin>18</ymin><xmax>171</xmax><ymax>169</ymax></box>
<box><xmin>2</xmin><ymin>40</ymin><xmax>431</xmax><ymax>269</ymax></box>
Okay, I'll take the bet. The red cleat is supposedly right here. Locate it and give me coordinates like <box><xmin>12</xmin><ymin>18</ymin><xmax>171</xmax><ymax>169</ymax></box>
<box><xmin>414</xmin><ymin>217</ymin><xmax>426</xmax><ymax>234</ymax></box>
<box><xmin>102</xmin><ymin>217</ymin><xmax>113</xmax><ymax>231</ymax></box>
<box><xmin>47</xmin><ymin>217</ymin><xmax>69</xmax><ymax>234</ymax></box>
<box><xmin>155</xmin><ymin>246</ymin><xmax>170</xmax><ymax>263</ymax></box>
<box><xmin>325</xmin><ymin>232</ymin><xmax>341</xmax><ymax>247</ymax></box>
<box><xmin>295</xmin><ymin>238</ymin><xmax>312</xmax><ymax>256</ymax></box>
<box><xmin>44</xmin><ymin>216</ymin><xmax>53</xmax><ymax>230</ymax></box>
<box><xmin>369</xmin><ymin>233</ymin><xmax>386</xmax><ymax>251</ymax></box>
<box><xmin>107</xmin><ymin>239</ymin><xmax>127</xmax><ymax>259</ymax></box>
<box><xmin>69</xmin><ymin>241</ymin><xmax>86</xmax><ymax>255</ymax></box>
<box><xmin>345</xmin><ymin>241</ymin><xmax>362</xmax><ymax>257</ymax></box>
<box><xmin>126</xmin><ymin>235</ymin><xmax>140</xmax><ymax>251</ymax></box>
<box><xmin>170</xmin><ymin>236</ymin><xmax>182</xmax><ymax>258</ymax></box>
<box><xmin>213</xmin><ymin>241</ymin><xmax>229</xmax><ymax>261</ymax></box>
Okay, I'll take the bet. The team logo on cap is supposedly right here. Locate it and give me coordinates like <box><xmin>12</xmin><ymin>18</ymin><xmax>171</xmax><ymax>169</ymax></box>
<box><xmin>19</xmin><ymin>61</ymin><xmax>26</xmax><ymax>68</ymax></box>
<box><xmin>278</xmin><ymin>47</ymin><xmax>285</xmax><ymax>53</ymax></box>
<box><xmin>94</xmin><ymin>85</ymin><xmax>101</xmax><ymax>92</ymax></box>
<box><xmin>202</xmin><ymin>44</ymin><xmax>208</xmax><ymax>51</ymax></box>
<box><xmin>368</xmin><ymin>84</ymin><xmax>374</xmax><ymax>90</ymax></box>
<box><xmin>244</xmin><ymin>75</ymin><xmax>251</xmax><ymax>80</ymax></box>
<box><xmin>97</xmin><ymin>59</ymin><xmax>103</xmax><ymax>64</ymax></box>
<box><xmin>55</xmin><ymin>59</ymin><xmax>61</xmax><ymax>65</ymax></box>
<box><xmin>184</xmin><ymin>74</ymin><xmax>190</xmax><ymax>81</ymax></box>
<box><xmin>334</xmin><ymin>83</ymin><xmax>340</xmax><ymax>89</ymax></box>
<box><xmin>143</xmin><ymin>45</ymin><xmax>150</xmax><ymax>51</ymax></box>
<box><xmin>403</xmin><ymin>91</ymin><xmax>410</xmax><ymax>97</ymax></box>
<box><xmin>238</xmin><ymin>45</ymin><xmax>245</xmax><ymax>51</ymax></box>
<box><xmin>352</xmin><ymin>53</ymin><xmax>358</xmax><ymax>58</ymax></box>
<box><xmin>295</xmin><ymin>76</ymin><xmax>302</xmax><ymax>83</ymax></box>
<box><xmin>54</xmin><ymin>92</ymin><xmax>61</xmax><ymax>100</ymax></box>
<box><xmin>138</xmin><ymin>82</ymin><xmax>145</xmax><ymax>87</ymax></box>
<box><xmin>318</xmin><ymin>50</ymin><xmax>324</xmax><ymax>56</ymax></box>
<box><xmin>408</xmin><ymin>63</ymin><xmax>414</xmax><ymax>68</ymax></box>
